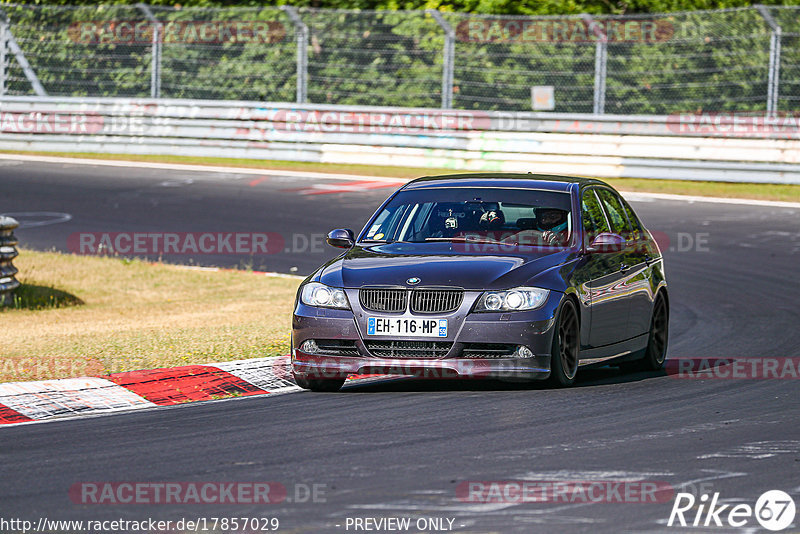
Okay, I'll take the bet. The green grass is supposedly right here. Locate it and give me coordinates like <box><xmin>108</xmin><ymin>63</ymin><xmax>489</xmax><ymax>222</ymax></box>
<box><xmin>3</xmin><ymin>150</ymin><xmax>799</xmax><ymax>203</ymax></box>
<box><xmin>0</xmin><ymin>249</ymin><xmax>300</xmax><ymax>383</ymax></box>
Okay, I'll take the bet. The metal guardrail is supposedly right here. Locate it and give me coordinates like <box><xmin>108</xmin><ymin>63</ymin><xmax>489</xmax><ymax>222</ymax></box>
<box><xmin>0</xmin><ymin>96</ymin><xmax>799</xmax><ymax>184</ymax></box>
<box><xmin>0</xmin><ymin>216</ymin><xmax>20</xmax><ymax>307</ymax></box>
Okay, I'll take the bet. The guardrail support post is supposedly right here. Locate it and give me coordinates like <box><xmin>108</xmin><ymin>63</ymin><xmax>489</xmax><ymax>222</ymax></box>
<box><xmin>137</xmin><ymin>3</ymin><xmax>162</xmax><ymax>99</ymax></box>
<box><xmin>281</xmin><ymin>6</ymin><xmax>308</xmax><ymax>104</ymax></box>
<box><xmin>583</xmin><ymin>15</ymin><xmax>607</xmax><ymax>115</ymax></box>
<box><xmin>428</xmin><ymin>10</ymin><xmax>455</xmax><ymax>109</ymax></box>
<box><xmin>0</xmin><ymin>216</ymin><xmax>20</xmax><ymax>307</ymax></box>
<box><xmin>756</xmin><ymin>5</ymin><xmax>782</xmax><ymax>117</ymax></box>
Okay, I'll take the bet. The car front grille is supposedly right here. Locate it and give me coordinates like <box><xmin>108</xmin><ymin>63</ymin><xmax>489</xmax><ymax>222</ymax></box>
<box><xmin>359</xmin><ymin>287</ymin><xmax>463</xmax><ymax>314</ymax></box>
<box><xmin>459</xmin><ymin>343</ymin><xmax>517</xmax><ymax>359</ymax></box>
<box><xmin>410</xmin><ymin>289</ymin><xmax>463</xmax><ymax>314</ymax></box>
<box><xmin>364</xmin><ymin>340</ymin><xmax>452</xmax><ymax>359</ymax></box>
<box><xmin>360</xmin><ymin>288</ymin><xmax>407</xmax><ymax>313</ymax></box>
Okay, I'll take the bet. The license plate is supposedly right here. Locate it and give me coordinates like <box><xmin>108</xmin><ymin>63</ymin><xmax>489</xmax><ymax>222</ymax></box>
<box><xmin>367</xmin><ymin>317</ymin><xmax>448</xmax><ymax>337</ymax></box>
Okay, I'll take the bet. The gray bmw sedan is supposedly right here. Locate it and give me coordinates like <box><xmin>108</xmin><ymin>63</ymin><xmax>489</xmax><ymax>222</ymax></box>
<box><xmin>291</xmin><ymin>174</ymin><xmax>668</xmax><ymax>391</ymax></box>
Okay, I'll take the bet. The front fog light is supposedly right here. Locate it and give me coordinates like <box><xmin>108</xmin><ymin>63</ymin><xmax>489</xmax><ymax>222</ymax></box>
<box><xmin>515</xmin><ymin>345</ymin><xmax>534</xmax><ymax>359</ymax></box>
<box><xmin>301</xmin><ymin>339</ymin><xmax>319</xmax><ymax>354</ymax></box>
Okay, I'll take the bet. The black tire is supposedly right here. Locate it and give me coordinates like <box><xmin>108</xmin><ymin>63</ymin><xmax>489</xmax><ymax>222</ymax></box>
<box><xmin>293</xmin><ymin>374</ymin><xmax>345</xmax><ymax>392</ymax></box>
<box><xmin>624</xmin><ymin>293</ymin><xmax>669</xmax><ymax>372</ymax></box>
<box><xmin>548</xmin><ymin>298</ymin><xmax>580</xmax><ymax>387</ymax></box>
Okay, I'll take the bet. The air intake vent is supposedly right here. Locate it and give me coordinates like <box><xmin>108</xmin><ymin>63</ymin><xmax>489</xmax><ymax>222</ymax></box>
<box><xmin>360</xmin><ymin>288</ymin><xmax>407</xmax><ymax>313</ymax></box>
<box><xmin>315</xmin><ymin>340</ymin><xmax>360</xmax><ymax>357</ymax></box>
<box><xmin>365</xmin><ymin>340</ymin><xmax>452</xmax><ymax>359</ymax></box>
<box><xmin>459</xmin><ymin>343</ymin><xmax>517</xmax><ymax>359</ymax></box>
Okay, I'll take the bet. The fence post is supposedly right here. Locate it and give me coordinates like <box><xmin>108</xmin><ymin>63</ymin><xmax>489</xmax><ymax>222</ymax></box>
<box><xmin>137</xmin><ymin>3</ymin><xmax>162</xmax><ymax>99</ymax></box>
<box><xmin>583</xmin><ymin>15</ymin><xmax>607</xmax><ymax>115</ymax></box>
<box><xmin>0</xmin><ymin>21</ymin><xmax>7</xmax><ymax>97</ymax></box>
<box><xmin>0</xmin><ymin>8</ymin><xmax>47</xmax><ymax>96</ymax></box>
<box><xmin>281</xmin><ymin>6</ymin><xmax>308</xmax><ymax>104</ymax></box>
<box><xmin>755</xmin><ymin>5</ymin><xmax>782</xmax><ymax>117</ymax></box>
<box><xmin>428</xmin><ymin>10</ymin><xmax>455</xmax><ymax>109</ymax></box>
<box><xmin>0</xmin><ymin>216</ymin><xmax>20</xmax><ymax>307</ymax></box>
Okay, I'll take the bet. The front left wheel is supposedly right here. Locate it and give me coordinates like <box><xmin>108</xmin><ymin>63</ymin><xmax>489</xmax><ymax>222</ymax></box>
<box><xmin>293</xmin><ymin>374</ymin><xmax>345</xmax><ymax>392</ymax></box>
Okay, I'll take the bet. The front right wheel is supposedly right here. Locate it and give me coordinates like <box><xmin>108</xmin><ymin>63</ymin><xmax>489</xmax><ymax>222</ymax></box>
<box><xmin>548</xmin><ymin>298</ymin><xmax>580</xmax><ymax>387</ymax></box>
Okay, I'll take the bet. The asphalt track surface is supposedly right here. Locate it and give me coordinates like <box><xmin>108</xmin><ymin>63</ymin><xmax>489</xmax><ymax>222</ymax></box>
<box><xmin>1</xmin><ymin>159</ymin><xmax>800</xmax><ymax>533</ymax></box>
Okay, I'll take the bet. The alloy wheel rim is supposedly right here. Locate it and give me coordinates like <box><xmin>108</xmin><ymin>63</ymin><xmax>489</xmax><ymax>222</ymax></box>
<box><xmin>650</xmin><ymin>298</ymin><xmax>668</xmax><ymax>364</ymax></box>
<box><xmin>559</xmin><ymin>304</ymin><xmax>579</xmax><ymax>379</ymax></box>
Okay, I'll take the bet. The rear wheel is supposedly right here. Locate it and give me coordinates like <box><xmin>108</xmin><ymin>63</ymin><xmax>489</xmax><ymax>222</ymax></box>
<box><xmin>624</xmin><ymin>293</ymin><xmax>668</xmax><ymax>372</ymax></box>
<box><xmin>548</xmin><ymin>299</ymin><xmax>580</xmax><ymax>387</ymax></box>
<box><xmin>293</xmin><ymin>374</ymin><xmax>346</xmax><ymax>392</ymax></box>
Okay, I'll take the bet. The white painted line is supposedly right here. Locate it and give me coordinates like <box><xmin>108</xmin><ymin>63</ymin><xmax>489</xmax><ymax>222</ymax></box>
<box><xmin>0</xmin><ymin>377</ymin><xmax>155</xmax><ymax>420</ymax></box>
<box><xmin>171</xmin><ymin>264</ymin><xmax>304</xmax><ymax>280</ymax></box>
<box><xmin>2</xmin><ymin>152</ymin><xmax>797</xmax><ymax>208</ymax></box>
<box><xmin>0</xmin><ymin>211</ymin><xmax>73</xmax><ymax>228</ymax></box>
<box><xmin>621</xmin><ymin>191</ymin><xmax>800</xmax><ymax>209</ymax></box>
<box><xmin>0</xmin><ymin>153</ymin><xmax>408</xmax><ymax>183</ymax></box>
<box><xmin>257</xmin><ymin>271</ymin><xmax>305</xmax><ymax>280</ymax></box>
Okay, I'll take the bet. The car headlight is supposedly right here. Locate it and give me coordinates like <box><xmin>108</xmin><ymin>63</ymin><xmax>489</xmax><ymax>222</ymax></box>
<box><xmin>300</xmin><ymin>282</ymin><xmax>350</xmax><ymax>309</ymax></box>
<box><xmin>474</xmin><ymin>287</ymin><xmax>549</xmax><ymax>312</ymax></box>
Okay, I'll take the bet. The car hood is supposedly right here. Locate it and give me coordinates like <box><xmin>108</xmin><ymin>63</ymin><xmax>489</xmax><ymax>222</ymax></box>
<box><xmin>316</xmin><ymin>242</ymin><xmax>572</xmax><ymax>290</ymax></box>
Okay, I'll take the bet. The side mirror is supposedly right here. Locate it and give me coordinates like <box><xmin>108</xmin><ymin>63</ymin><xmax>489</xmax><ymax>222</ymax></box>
<box><xmin>326</xmin><ymin>228</ymin><xmax>355</xmax><ymax>249</ymax></box>
<box><xmin>588</xmin><ymin>232</ymin><xmax>626</xmax><ymax>253</ymax></box>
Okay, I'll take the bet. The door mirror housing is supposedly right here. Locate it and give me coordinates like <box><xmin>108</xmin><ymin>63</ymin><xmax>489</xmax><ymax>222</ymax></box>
<box><xmin>587</xmin><ymin>232</ymin><xmax>626</xmax><ymax>253</ymax></box>
<box><xmin>326</xmin><ymin>228</ymin><xmax>355</xmax><ymax>249</ymax></box>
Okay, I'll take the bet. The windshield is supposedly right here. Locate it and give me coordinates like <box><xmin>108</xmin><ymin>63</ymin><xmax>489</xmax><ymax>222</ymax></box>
<box><xmin>361</xmin><ymin>187</ymin><xmax>573</xmax><ymax>247</ymax></box>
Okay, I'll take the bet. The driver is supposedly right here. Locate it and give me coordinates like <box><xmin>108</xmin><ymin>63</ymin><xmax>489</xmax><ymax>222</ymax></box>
<box><xmin>537</xmin><ymin>208</ymin><xmax>568</xmax><ymax>245</ymax></box>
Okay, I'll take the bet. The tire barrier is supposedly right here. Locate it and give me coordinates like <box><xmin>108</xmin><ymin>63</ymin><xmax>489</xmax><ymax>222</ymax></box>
<box><xmin>0</xmin><ymin>216</ymin><xmax>20</xmax><ymax>307</ymax></box>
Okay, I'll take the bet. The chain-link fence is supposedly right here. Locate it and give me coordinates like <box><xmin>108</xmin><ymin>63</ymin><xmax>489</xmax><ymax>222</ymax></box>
<box><xmin>0</xmin><ymin>3</ymin><xmax>798</xmax><ymax>114</ymax></box>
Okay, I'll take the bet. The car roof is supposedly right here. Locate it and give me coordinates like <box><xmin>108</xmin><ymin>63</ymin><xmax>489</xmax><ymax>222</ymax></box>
<box><xmin>402</xmin><ymin>173</ymin><xmax>608</xmax><ymax>192</ymax></box>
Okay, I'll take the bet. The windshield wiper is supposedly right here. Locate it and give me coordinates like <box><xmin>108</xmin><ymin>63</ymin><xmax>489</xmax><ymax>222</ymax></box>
<box><xmin>422</xmin><ymin>237</ymin><xmax>521</xmax><ymax>246</ymax></box>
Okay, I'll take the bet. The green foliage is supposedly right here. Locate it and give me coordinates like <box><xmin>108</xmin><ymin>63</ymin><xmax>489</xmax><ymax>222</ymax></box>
<box><xmin>15</xmin><ymin>0</ymin><xmax>800</xmax><ymax>15</ymax></box>
<box><xmin>3</xmin><ymin>3</ymin><xmax>799</xmax><ymax>113</ymax></box>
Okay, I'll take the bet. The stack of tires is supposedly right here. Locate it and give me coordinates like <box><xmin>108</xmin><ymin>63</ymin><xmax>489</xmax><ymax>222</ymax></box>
<box><xmin>0</xmin><ymin>216</ymin><xmax>20</xmax><ymax>307</ymax></box>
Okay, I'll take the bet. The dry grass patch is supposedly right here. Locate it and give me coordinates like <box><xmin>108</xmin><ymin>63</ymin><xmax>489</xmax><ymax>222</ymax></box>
<box><xmin>1</xmin><ymin>249</ymin><xmax>301</xmax><ymax>382</ymax></box>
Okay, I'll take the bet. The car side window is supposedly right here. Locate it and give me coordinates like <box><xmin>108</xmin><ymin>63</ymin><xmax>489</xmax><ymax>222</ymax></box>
<box><xmin>581</xmin><ymin>189</ymin><xmax>610</xmax><ymax>246</ymax></box>
<box><xmin>619</xmin><ymin>197</ymin><xmax>644</xmax><ymax>241</ymax></box>
<box><xmin>596</xmin><ymin>188</ymin><xmax>631</xmax><ymax>238</ymax></box>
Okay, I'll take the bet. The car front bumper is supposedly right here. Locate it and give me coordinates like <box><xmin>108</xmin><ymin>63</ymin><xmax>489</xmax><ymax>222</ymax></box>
<box><xmin>291</xmin><ymin>298</ymin><xmax>560</xmax><ymax>381</ymax></box>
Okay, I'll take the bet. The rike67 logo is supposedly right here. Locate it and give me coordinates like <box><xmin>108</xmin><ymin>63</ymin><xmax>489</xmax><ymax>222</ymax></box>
<box><xmin>668</xmin><ymin>490</ymin><xmax>796</xmax><ymax>531</ymax></box>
